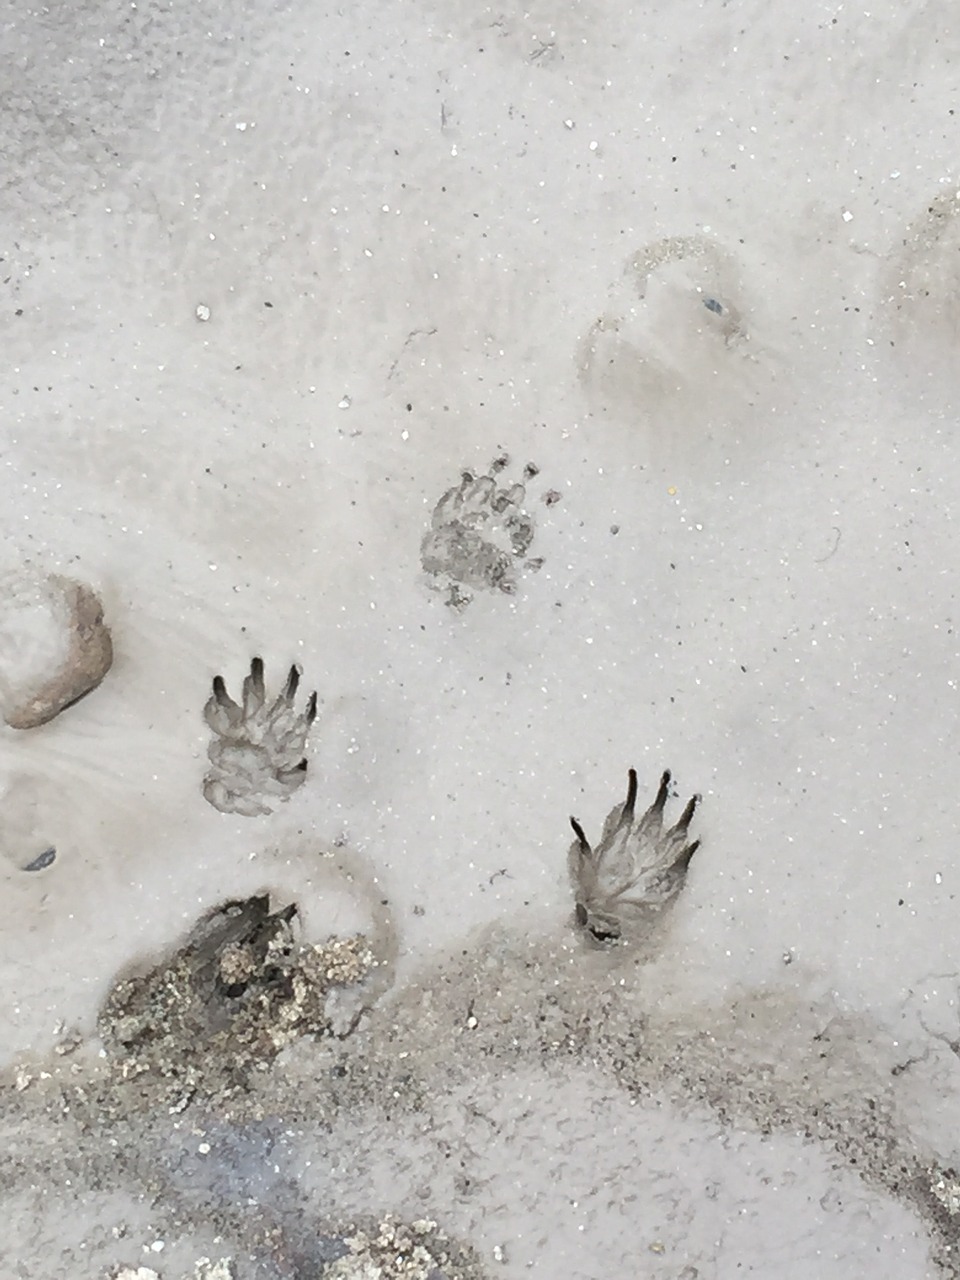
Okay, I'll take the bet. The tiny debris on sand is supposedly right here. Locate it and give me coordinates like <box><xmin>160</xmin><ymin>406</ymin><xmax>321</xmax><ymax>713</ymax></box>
<box><xmin>930</xmin><ymin>1167</ymin><xmax>960</xmax><ymax>1216</ymax></box>
<box><xmin>322</xmin><ymin>1216</ymin><xmax>479</xmax><ymax>1280</ymax></box>
<box><xmin>193</xmin><ymin>1260</ymin><xmax>234</xmax><ymax>1280</ymax></box>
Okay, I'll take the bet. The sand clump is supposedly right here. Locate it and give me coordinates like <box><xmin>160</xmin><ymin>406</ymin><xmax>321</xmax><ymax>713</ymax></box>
<box><xmin>98</xmin><ymin>894</ymin><xmax>378</xmax><ymax>1109</ymax></box>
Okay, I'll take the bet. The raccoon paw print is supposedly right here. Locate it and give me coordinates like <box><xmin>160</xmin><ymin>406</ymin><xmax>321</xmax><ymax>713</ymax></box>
<box><xmin>569</xmin><ymin>767</ymin><xmax>701</xmax><ymax>944</ymax></box>
<box><xmin>420</xmin><ymin>454</ymin><xmax>547</xmax><ymax>606</ymax></box>
<box><xmin>203</xmin><ymin>657</ymin><xmax>317</xmax><ymax>817</ymax></box>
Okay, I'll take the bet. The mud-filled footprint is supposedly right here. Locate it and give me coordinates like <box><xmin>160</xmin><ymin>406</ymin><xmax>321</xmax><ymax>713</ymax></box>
<box><xmin>578</xmin><ymin>234</ymin><xmax>769</xmax><ymax>426</ymax></box>
<box><xmin>420</xmin><ymin>454</ymin><xmax>550</xmax><ymax>607</ymax></box>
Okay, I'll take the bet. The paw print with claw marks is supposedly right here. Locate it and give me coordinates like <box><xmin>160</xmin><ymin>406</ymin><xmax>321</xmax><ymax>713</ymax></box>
<box><xmin>420</xmin><ymin>454</ymin><xmax>548</xmax><ymax>606</ymax></box>
<box><xmin>569</xmin><ymin>768</ymin><xmax>701</xmax><ymax>944</ymax></box>
<box><xmin>203</xmin><ymin>657</ymin><xmax>318</xmax><ymax>817</ymax></box>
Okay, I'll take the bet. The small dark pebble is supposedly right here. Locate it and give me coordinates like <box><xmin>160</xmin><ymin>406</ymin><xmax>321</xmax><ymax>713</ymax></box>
<box><xmin>703</xmin><ymin>297</ymin><xmax>724</xmax><ymax>315</ymax></box>
<box><xmin>22</xmin><ymin>847</ymin><xmax>56</xmax><ymax>872</ymax></box>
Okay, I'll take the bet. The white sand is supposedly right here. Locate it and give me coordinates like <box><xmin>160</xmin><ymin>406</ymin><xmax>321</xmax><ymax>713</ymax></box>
<box><xmin>2</xmin><ymin>0</ymin><xmax>959</xmax><ymax>1275</ymax></box>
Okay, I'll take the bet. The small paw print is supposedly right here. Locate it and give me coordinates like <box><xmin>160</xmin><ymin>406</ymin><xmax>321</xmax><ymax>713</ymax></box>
<box><xmin>569</xmin><ymin>768</ymin><xmax>701</xmax><ymax>943</ymax></box>
<box><xmin>420</xmin><ymin>454</ymin><xmax>547</xmax><ymax>605</ymax></box>
<box><xmin>203</xmin><ymin>657</ymin><xmax>317</xmax><ymax>817</ymax></box>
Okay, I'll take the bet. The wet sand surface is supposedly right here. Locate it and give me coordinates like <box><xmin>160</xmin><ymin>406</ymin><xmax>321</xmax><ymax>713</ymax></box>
<box><xmin>2</xmin><ymin>1</ymin><xmax>960</xmax><ymax>1275</ymax></box>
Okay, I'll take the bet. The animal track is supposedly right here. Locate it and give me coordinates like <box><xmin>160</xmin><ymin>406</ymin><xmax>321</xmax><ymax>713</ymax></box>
<box><xmin>420</xmin><ymin>454</ymin><xmax>546</xmax><ymax>606</ymax></box>
<box><xmin>577</xmin><ymin>234</ymin><xmax>769</xmax><ymax>426</ymax></box>
<box><xmin>569</xmin><ymin>767</ymin><xmax>701</xmax><ymax>943</ymax></box>
<box><xmin>203</xmin><ymin>657</ymin><xmax>317</xmax><ymax>817</ymax></box>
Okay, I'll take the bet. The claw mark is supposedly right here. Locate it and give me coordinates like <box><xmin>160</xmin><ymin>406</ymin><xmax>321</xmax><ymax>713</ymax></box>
<box><xmin>570</xmin><ymin>816</ymin><xmax>591</xmax><ymax>855</ymax></box>
<box><xmin>622</xmin><ymin>766</ymin><xmax>639</xmax><ymax>820</ymax></box>
<box><xmin>283</xmin><ymin>664</ymin><xmax>300</xmax><ymax>701</ymax></box>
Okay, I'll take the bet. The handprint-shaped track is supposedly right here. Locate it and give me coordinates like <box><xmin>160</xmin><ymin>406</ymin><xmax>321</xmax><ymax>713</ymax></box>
<box><xmin>203</xmin><ymin>657</ymin><xmax>317</xmax><ymax>817</ymax></box>
<box><xmin>420</xmin><ymin>454</ymin><xmax>545</xmax><ymax>606</ymax></box>
<box><xmin>569</xmin><ymin>768</ymin><xmax>701</xmax><ymax>943</ymax></box>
